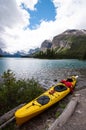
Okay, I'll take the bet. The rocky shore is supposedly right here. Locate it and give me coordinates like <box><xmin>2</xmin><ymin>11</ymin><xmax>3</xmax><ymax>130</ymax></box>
<box><xmin>58</xmin><ymin>87</ymin><xmax>86</xmax><ymax>130</ymax></box>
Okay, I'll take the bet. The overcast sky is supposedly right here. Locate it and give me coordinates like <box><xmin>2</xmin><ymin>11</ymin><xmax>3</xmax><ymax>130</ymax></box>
<box><xmin>0</xmin><ymin>0</ymin><xmax>86</xmax><ymax>53</ymax></box>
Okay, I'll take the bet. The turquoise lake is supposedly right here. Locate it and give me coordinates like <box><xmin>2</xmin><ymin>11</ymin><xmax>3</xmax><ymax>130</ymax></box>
<box><xmin>0</xmin><ymin>58</ymin><xmax>86</xmax><ymax>88</ymax></box>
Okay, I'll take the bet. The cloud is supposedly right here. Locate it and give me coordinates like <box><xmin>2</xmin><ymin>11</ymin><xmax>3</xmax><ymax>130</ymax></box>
<box><xmin>0</xmin><ymin>0</ymin><xmax>30</xmax><ymax>52</ymax></box>
<box><xmin>17</xmin><ymin>0</ymin><xmax>38</xmax><ymax>10</ymax></box>
<box><xmin>53</xmin><ymin>0</ymin><xmax>86</xmax><ymax>29</ymax></box>
<box><xmin>0</xmin><ymin>38</ymin><xmax>6</xmax><ymax>49</ymax></box>
<box><xmin>0</xmin><ymin>0</ymin><xmax>29</xmax><ymax>29</ymax></box>
<box><xmin>0</xmin><ymin>0</ymin><xmax>86</xmax><ymax>53</ymax></box>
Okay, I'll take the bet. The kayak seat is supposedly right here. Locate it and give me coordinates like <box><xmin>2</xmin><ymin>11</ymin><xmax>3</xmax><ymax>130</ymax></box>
<box><xmin>37</xmin><ymin>95</ymin><xmax>50</xmax><ymax>105</ymax></box>
<box><xmin>54</xmin><ymin>85</ymin><xmax>67</xmax><ymax>92</ymax></box>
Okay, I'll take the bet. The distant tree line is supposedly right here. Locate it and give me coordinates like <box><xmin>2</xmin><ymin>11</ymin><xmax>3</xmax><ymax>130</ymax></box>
<box><xmin>33</xmin><ymin>48</ymin><xmax>86</xmax><ymax>60</ymax></box>
<box><xmin>34</xmin><ymin>49</ymin><xmax>57</xmax><ymax>59</ymax></box>
<box><xmin>0</xmin><ymin>54</ymin><xmax>3</xmax><ymax>57</ymax></box>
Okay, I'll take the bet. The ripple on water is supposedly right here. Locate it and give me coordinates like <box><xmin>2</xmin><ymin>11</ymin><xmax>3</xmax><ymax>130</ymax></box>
<box><xmin>0</xmin><ymin>58</ymin><xmax>86</xmax><ymax>89</ymax></box>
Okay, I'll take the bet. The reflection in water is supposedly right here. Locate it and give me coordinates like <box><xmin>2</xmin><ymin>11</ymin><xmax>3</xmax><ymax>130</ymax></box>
<box><xmin>0</xmin><ymin>58</ymin><xmax>86</xmax><ymax>89</ymax></box>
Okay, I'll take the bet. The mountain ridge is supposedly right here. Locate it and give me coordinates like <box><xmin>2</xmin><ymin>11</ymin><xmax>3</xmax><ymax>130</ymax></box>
<box><xmin>0</xmin><ymin>29</ymin><xmax>86</xmax><ymax>59</ymax></box>
<box><xmin>35</xmin><ymin>29</ymin><xmax>86</xmax><ymax>59</ymax></box>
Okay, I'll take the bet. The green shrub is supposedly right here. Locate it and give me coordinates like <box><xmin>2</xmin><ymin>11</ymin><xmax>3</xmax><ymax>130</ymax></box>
<box><xmin>59</xmin><ymin>102</ymin><xmax>66</xmax><ymax>109</ymax></box>
<box><xmin>0</xmin><ymin>70</ymin><xmax>45</xmax><ymax>116</ymax></box>
<box><xmin>55</xmin><ymin>111</ymin><xmax>61</xmax><ymax>118</ymax></box>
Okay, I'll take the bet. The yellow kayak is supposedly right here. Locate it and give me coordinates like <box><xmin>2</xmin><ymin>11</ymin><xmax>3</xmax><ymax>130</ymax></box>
<box><xmin>15</xmin><ymin>76</ymin><xmax>78</xmax><ymax>125</ymax></box>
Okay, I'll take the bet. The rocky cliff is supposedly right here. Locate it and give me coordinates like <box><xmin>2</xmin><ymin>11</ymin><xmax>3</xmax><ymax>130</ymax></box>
<box><xmin>41</xmin><ymin>40</ymin><xmax>52</xmax><ymax>51</ymax></box>
<box><xmin>37</xmin><ymin>29</ymin><xmax>86</xmax><ymax>59</ymax></box>
<box><xmin>41</xmin><ymin>29</ymin><xmax>86</xmax><ymax>50</ymax></box>
<box><xmin>52</xmin><ymin>29</ymin><xmax>86</xmax><ymax>49</ymax></box>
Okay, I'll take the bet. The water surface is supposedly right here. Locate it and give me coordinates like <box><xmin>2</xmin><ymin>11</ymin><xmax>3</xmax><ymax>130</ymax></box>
<box><xmin>0</xmin><ymin>58</ymin><xmax>86</xmax><ymax>89</ymax></box>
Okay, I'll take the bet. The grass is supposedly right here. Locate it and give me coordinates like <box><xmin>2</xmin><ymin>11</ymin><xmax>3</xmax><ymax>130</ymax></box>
<box><xmin>59</xmin><ymin>102</ymin><xmax>67</xmax><ymax>109</ymax></box>
<box><xmin>55</xmin><ymin>111</ymin><xmax>61</xmax><ymax>118</ymax></box>
<box><xmin>55</xmin><ymin>102</ymin><xmax>67</xmax><ymax>118</ymax></box>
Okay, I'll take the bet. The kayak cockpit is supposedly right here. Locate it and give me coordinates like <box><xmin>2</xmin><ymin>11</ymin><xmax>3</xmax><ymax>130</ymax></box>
<box><xmin>54</xmin><ymin>85</ymin><xmax>67</xmax><ymax>92</ymax></box>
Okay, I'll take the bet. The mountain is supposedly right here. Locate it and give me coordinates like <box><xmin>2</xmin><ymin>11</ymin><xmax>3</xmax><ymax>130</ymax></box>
<box><xmin>0</xmin><ymin>48</ymin><xmax>3</xmax><ymax>56</ymax></box>
<box><xmin>28</xmin><ymin>48</ymin><xmax>40</xmax><ymax>55</ymax></box>
<box><xmin>0</xmin><ymin>48</ymin><xmax>11</xmax><ymax>57</ymax></box>
<box><xmin>21</xmin><ymin>48</ymin><xmax>40</xmax><ymax>58</ymax></box>
<box><xmin>52</xmin><ymin>29</ymin><xmax>86</xmax><ymax>48</ymax></box>
<box><xmin>40</xmin><ymin>40</ymin><xmax>52</xmax><ymax>52</ymax></box>
<box><xmin>0</xmin><ymin>48</ymin><xmax>40</xmax><ymax>57</ymax></box>
<box><xmin>35</xmin><ymin>29</ymin><xmax>86</xmax><ymax>59</ymax></box>
<box><xmin>0</xmin><ymin>49</ymin><xmax>24</xmax><ymax>57</ymax></box>
<box><xmin>1</xmin><ymin>29</ymin><xmax>86</xmax><ymax>59</ymax></box>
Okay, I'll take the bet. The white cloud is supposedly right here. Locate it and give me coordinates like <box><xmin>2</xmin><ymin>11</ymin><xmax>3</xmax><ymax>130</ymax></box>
<box><xmin>0</xmin><ymin>0</ymin><xmax>29</xmax><ymax>29</ymax></box>
<box><xmin>17</xmin><ymin>0</ymin><xmax>39</xmax><ymax>10</ymax></box>
<box><xmin>0</xmin><ymin>0</ymin><xmax>86</xmax><ymax>53</ymax></box>
<box><xmin>53</xmin><ymin>0</ymin><xmax>86</xmax><ymax>29</ymax></box>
